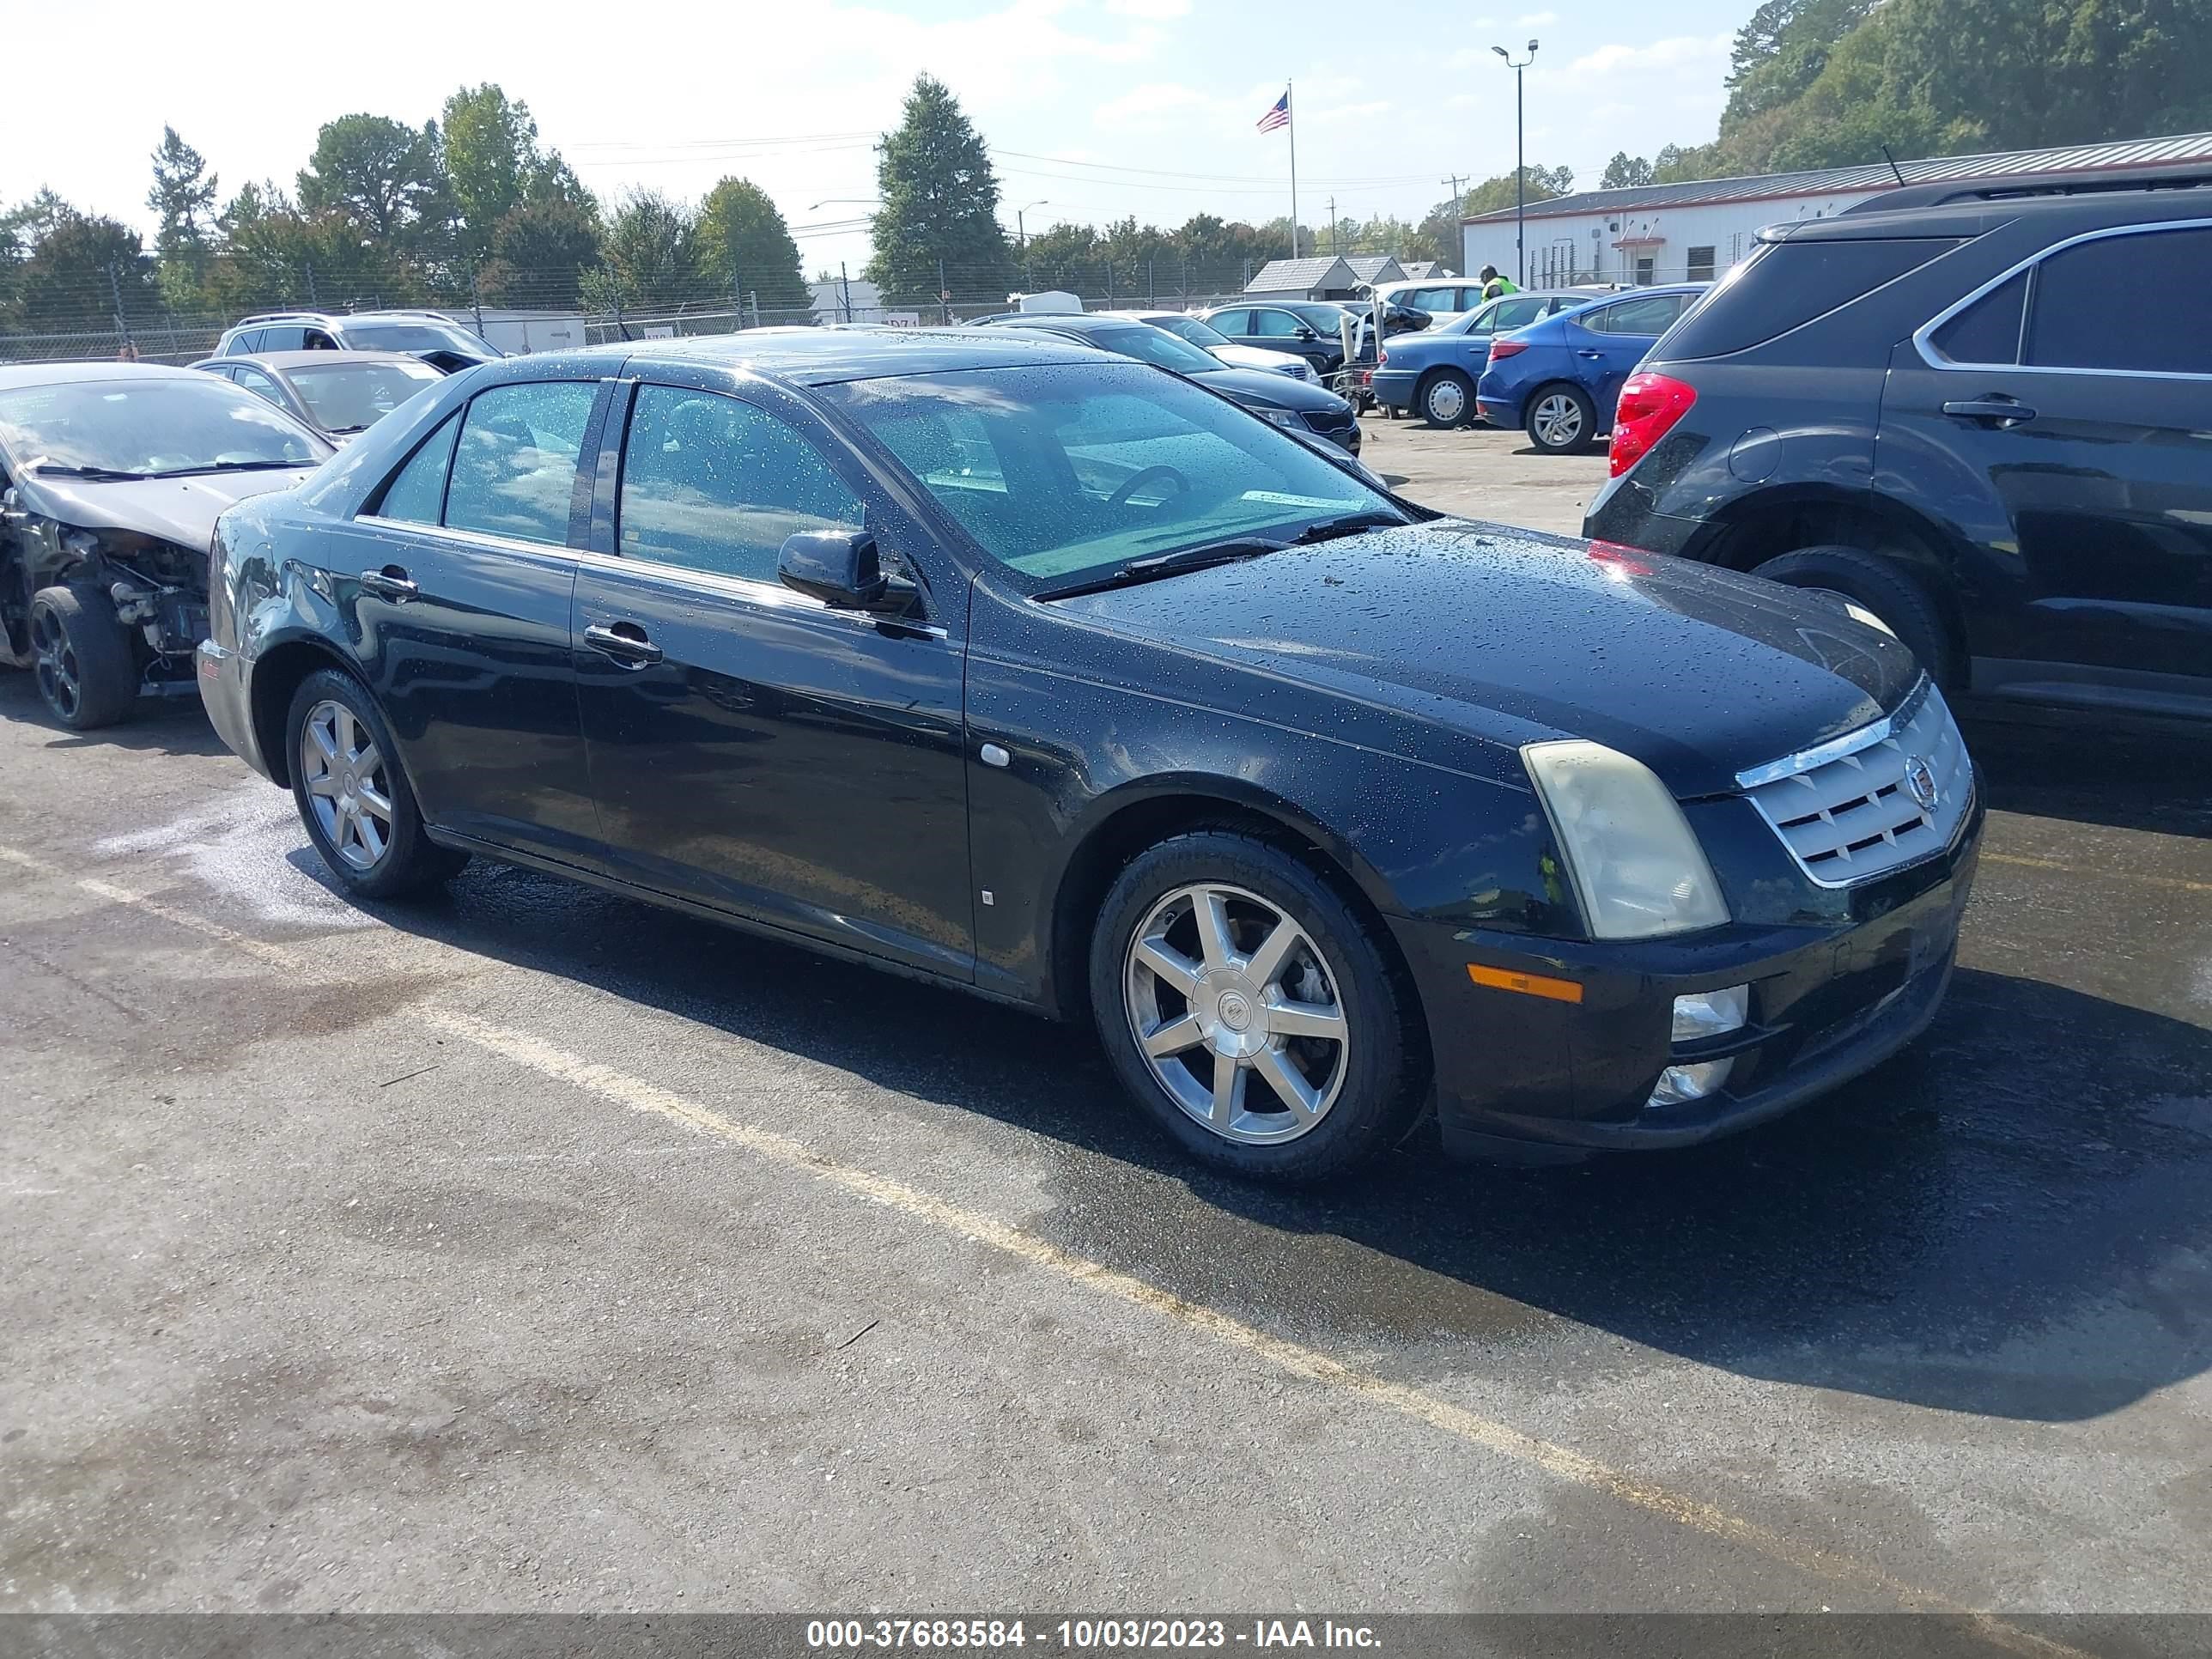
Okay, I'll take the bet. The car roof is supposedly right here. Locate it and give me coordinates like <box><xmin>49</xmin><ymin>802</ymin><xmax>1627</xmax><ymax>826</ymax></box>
<box><xmin>0</xmin><ymin>362</ymin><xmax>216</xmax><ymax>392</ymax></box>
<box><xmin>586</xmin><ymin>325</ymin><xmax>1103</xmax><ymax>386</ymax></box>
<box><xmin>1779</xmin><ymin>184</ymin><xmax>2212</xmax><ymax>242</ymax></box>
<box><xmin>198</xmin><ymin>349</ymin><xmax>437</xmax><ymax>371</ymax></box>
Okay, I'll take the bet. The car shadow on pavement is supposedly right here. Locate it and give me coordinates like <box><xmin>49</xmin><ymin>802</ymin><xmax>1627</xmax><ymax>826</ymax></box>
<box><xmin>1963</xmin><ymin>708</ymin><xmax>2212</xmax><ymax>838</ymax></box>
<box><xmin>349</xmin><ymin>839</ymin><xmax>2212</xmax><ymax>1427</ymax></box>
<box><xmin>0</xmin><ymin>672</ymin><xmax>230</xmax><ymax>759</ymax></box>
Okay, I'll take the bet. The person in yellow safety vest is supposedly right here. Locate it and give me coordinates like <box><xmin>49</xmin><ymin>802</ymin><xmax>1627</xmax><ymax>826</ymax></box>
<box><xmin>1480</xmin><ymin>264</ymin><xmax>1520</xmax><ymax>301</ymax></box>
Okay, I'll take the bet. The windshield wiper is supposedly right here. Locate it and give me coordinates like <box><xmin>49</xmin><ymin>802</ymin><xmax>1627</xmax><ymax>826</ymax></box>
<box><xmin>149</xmin><ymin>459</ymin><xmax>314</xmax><ymax>477</ymax></box>
<box><xmin>1287</xmin><ymin>510</ymin><xmax>1407</xmax><ymax>544</ymax></box>
<box><xmin>26</xmin><ymin>461</ymin><xmax>150</xmax><ymax>482</ymax></box>
<box><xmin>1033</xmin><ymin>537</ymin><xmax>1289</xmax><ymax>601</ymax></box>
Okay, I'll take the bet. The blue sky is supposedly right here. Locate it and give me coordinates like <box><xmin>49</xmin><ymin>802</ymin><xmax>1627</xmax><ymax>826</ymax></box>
<box><xmin>6</xmin><ymin>0</ymin><xmax>1761</xmax><ymax>276</ymax></box>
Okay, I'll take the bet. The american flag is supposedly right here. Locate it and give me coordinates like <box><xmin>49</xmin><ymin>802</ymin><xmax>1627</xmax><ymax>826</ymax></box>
<box><xmin>1256</xmin><ymin>89</ymin><xmax>1291</xmax><ymax>132</ymax></box>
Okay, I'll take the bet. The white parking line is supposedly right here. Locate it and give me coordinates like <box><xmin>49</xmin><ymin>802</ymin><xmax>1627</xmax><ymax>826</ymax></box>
<box><xmin>0</xmin><ymin>837</ymin><xmax>2089</xmax><ymax>1656</ymax></box>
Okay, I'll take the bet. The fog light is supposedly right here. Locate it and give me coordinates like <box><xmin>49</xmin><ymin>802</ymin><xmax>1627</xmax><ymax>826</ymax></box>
<box><xmin>1649</xmin><ymin>1057</ymin><xmax>1735</xmax><ymax>1107</ymax></box>
<box><xmin>1671</xmin><ymin>984</ymin><xmax>1748</xmax><ymax>1042</ymax></box>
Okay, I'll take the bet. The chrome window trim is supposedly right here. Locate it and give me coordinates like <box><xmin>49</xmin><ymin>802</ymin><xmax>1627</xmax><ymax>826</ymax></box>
<box><xmin>1735</xmin><ymin>675</ymin><xmax>1932</xmax><ymax>790</ymax></box>
<box><xmin>1911</xmin><ymin>218</ymin><xmax>2212</xmax><ymax>381</ymax></box>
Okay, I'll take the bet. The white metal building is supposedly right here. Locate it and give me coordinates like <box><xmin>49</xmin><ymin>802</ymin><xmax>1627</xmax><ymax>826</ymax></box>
<box><xmin>1462</xmin><ymin>131</ymin><xmax>2212</xmax><ymax>289</ymax></box>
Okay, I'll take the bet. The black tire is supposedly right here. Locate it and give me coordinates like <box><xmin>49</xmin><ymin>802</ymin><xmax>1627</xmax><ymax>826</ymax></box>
<box><xmin>28</xmin><ymin>582</ymin><xmax>137</xmax><ymax>730</ymax></box>
<box><xmin>1089</xmin><ymin>830</ymin><xmax>1427</xmax><ymax>1182</ymax></box>
<box><xmin>1417</xmin><ymin>370</ymin><xmax>1475</xmax><ymax>428</ymax></box>
<box><xmin>1751</xmin><ymin>545</ymin><xmax>1958</xmax><ymax>686</ymax></box>
<box><xmin>284</xmin><ymin>667</ymin><xmax>468</xmax><ymax>899</ymax></box>
<box><xmin>1523</xmin><ymin>382</ymin><xmax>1597</xmax><ymax>454</ymax></box>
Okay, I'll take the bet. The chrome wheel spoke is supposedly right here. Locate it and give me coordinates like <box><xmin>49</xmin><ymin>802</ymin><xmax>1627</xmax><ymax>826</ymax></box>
<box><xmin>1210</xmin><ymin>1054</ymin><xmax>1249</xmax><ymax>1125</ymax></box>
<box><xmin>1140</xmin><ymin>1012</ymin><xmax>1206</xmax><ymax>1059</ymax></box>
<box><xmin>1267</xmin><ymin>998</ymin><xmax>1346</xmax><ymax>1042</ymax></box>
<box><xmin>1243</xmin><ymin>917</ymin><xmax>1304</xmax><ymax>990</ymax></box>
<box><xmin>1255</xmin><ymin>1047</ymin><xmax>1322</xmax><ymax>1117</ymax></box>
<box><xmin>356</xmin><ymin>779</ymin><xmax>393</xmax><ymax>820</ymax></box>
<box><xmin>1133</xmin><ymin>935</ymin><xmax>1201</xmax><ymax>997</ymax></box>
<box><xmin>308</xmin><ymin>718</ymin><xmax>338</xmax><ymax>764</ymax></box>
<box><xmin>355</xmin><ymin>811</ymin><xmax>386</xmax><ymax>863</ymax></box>
<box><xmin>1194</xmin><ymin>891</ymin><xmax>1236</xmax><ymax>970</ymax></box>
<box><xmin>305</xmin><ymin>770</ymin><xmax>340</xmax><ymax>798</ymax></box>
<box><xmin>354</xmin><ymin>739</ymin><xmax>382</xmax><ymax>777</ymax></box>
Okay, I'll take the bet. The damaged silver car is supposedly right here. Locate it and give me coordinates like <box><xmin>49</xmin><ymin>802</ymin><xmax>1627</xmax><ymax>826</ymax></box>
<box><xmin>0</xmin><ymin>363</ymin><xmax>331</xmax><ymax>729</ymax></box>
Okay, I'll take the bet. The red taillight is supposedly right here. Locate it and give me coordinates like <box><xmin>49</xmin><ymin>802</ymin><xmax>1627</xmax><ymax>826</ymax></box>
<box><xmin>1608</xmin><ymin>371</ymin><xmax>1697</xmax><ymax>478</ymax></box>
<box><xmin>1487</xmin><ymin>339</ymin><xmax>1528</xmax><ymax>360</ymax></box>
<box><xmin>1376</xmin><ymin>349</ymin><xmax>1388</xmax><ymax>365</ymax></box>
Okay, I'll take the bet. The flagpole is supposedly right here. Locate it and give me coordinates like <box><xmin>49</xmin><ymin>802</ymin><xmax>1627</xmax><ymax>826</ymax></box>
<box><xmin>1286</xmin><ymin>80</ymin><xmax>1300</xmax><ymax>259</ymax></box>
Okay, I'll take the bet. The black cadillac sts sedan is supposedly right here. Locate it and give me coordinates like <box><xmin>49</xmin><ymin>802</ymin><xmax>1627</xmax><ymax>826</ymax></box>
<box><xmin>199</xmin><ymin>329</ymin><xmax>1981</xmax><ymax>1181</ymax></box>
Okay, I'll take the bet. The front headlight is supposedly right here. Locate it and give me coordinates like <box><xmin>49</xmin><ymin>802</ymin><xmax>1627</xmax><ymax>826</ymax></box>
<box><xmin>1252</xmin><ymin>404</ymin><xmax>1304</xmax><ymax>428</ymax></box>
<box><xmin>1522</xmin><ymin>739</ymin><xmax>1729</xmax><ymax>939</ymax></box>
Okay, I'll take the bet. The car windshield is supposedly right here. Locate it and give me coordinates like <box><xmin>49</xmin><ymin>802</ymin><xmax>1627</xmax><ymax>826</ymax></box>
<box><xmin>1070</xmin><ymin>325</ymin><xmax>1223</xmax><ymax>375</ymax></box>
<box><xmin>283</xmin><ymin>359</ymin><xmax>442</xmax><ymax>432</ymax></box>
<box><xmin>1148</xmin><ymin>315</ymin><xmax>1233</xmax><ymax>349</ymax></box>
<box><xmin>343</xmin><ymin>321</ymin><xmax>494</xmax><ymax>356</ymax></box>
<box><xmin>0</xmin><ymin>376</ymin><xmax>326</xmax><ymax>477</ymax></box>
<box><xmin>822</xmin><ymin>362</ymin><xmax>1393</xmax><ymax>589</ymax></box>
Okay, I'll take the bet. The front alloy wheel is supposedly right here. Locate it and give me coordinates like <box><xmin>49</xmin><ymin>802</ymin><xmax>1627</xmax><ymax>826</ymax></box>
<box><xmin>1122</xmin><ymin>882</ymin><xmax>1351</xmax><ymax>1145</ymax></box>
<box><xmin>299</xmin><ymin>698</ymin><xmax>395</xmax><ymax>872</ymax></box>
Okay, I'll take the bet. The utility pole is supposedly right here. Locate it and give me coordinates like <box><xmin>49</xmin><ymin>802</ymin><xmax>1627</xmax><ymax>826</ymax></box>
<box><xmin>1443</xmin><ymin>173</ymin><xmax>1468</xmax><ymax>273</ymax></box>
<box><xmin>937</xmin><ymin>258</ymin><xmax>949</xmax><ymax>325</ymax></box>
<box><xmin>470</xmin><ymin>266</ymin><xmax>484</xmax><ymax>336</ymax></box>
<box><xmin>839</xmin><ymin>260</ymin><xmax>853</xmax><ymax>323</ymax></box>
<box><xmin>1492</xmin><ymin>41</ymin><xmax>1540</xmax><ymax>287</ymax></box>
<box><xmin>1328</xmin><ymin>196</ymin><xmax>1337</xmax><ymax>253</ymax></box>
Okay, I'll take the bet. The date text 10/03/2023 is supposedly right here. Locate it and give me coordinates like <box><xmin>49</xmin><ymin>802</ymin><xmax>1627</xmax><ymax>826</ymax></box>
<box><xmin>805</xmin><ymin>1619</ymin><xmax>1382</xmax><ymax>1650</ymax></box>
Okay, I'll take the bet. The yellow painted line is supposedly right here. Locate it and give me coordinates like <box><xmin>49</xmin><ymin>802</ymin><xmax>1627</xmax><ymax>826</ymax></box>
<box><xmin>0</xmin><ymin>840</ymin><xmax>2093</xmax><ymax>1658</ymax></box>
<box><xmin>1984</xmin><ymin>851</ymin><xmax>2211</xmax><ymax>896</ymax></box>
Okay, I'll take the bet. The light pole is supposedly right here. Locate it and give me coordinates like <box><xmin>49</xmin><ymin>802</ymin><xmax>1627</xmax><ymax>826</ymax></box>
<box><xmin>1492</xmin><ymin>40</ymin><xmax>1538</xmax><ymax>288</ymax></box>
<box><xmin>1016</xmin><ymin>199</ymin><xmax>1049</xmax><ymax>250</ymax></box>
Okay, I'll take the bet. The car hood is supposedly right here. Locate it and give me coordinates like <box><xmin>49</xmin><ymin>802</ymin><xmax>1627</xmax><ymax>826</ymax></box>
<box><xmin>13</xmin><ymin>468</ymin><xmax>321</xmax><ymax>544</ymax></box>
<box><xmin>1208</xmin><ymin>343</ymin><xmax>1309</xmax><ymax>375</ymax></box>
<box><xmin>1194</xmin><ymin>365</ymin><xmax>1349</xmax><ymax>412</ymax></box>
<box><xmin>1054</xmin><ymin>520</ymin><xmax>1922</xmax><ymax>797</ymax></box>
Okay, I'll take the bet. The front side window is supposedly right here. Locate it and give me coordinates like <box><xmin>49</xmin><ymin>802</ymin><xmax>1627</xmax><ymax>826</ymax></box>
<box><xmin>375</xmin><ymin>412</ymin><xmax>461</xmax><ymax>526</ymax></box>
<box><xmin>617</xmin><ymin>386</ymin><xmax>864</xmax><ymax>584</ymax></box>
<box><xmin>258</xmin><ymin>325</ymin><xmax>307</xmax><ymax>351</ymax></box>
<box><xmin>0</xmin><ymin>375</ymin><xmax>325</xmax><ymax>478</ymax></box>
<box><xmin>233</xmin><ymin>367</ymin><xmax>287</xmax><ymax>408</ymax></box>
<box><xmin>824</xmin><ymin>362</ymin><xmax>1390</xmax><ymax>590</ymax></box>
<box><xmin>2024</xmin><ymin>227</ymin><xmax>2212</xmax><ymax>375</ymax></box>
<box><xmin>442</xmin><ymin>380</ymin><xmax>597</xmax><ymax>546</ymax></box>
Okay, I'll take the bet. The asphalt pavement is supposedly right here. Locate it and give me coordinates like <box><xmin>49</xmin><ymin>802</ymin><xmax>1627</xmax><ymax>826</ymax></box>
<box><xmin>3</xmin><ymin>477</ymin><xmax>2209</xmax><ymax>1646</ymax></box>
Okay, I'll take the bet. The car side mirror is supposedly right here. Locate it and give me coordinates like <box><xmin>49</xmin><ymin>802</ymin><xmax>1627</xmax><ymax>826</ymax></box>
<box><xmin>780</xmin><ymin>528</ymin><xmax>912</xmax><ymax>613</ymax></box>
<box><xmin>1295</xmin><ymin>325</ymin><xmax>1317</xmax><ymax>341</ymax></box>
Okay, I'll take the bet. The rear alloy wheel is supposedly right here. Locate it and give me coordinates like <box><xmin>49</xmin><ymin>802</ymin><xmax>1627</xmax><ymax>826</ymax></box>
<box><xmin>1418</xmin><ymin>371</ymin><xmax>1474</xmax><ymax>428</ymax></box>
<box><xmin>1526</xmin><ymin>384</ymin><xmax>1596</xmax><ymax>454</ymax></box>
<box><xmin>285</xmin><ymin>667</ymin><xmax>467</xmax><ymax>899</ymax></box>
<box><xmin>28</xmin><ymin>583</ymin><xmax>137</xmax><ymax>730</ymax></box>
<box><xmin>1091</xmin><ymin>831</ymin><xmax>1425</xmax><ymax>1181</ymax></box>
<box><xmin>1751</xmin><ymin>545</ymin><xmax>1958</xmax><ymax>686</ymax></box>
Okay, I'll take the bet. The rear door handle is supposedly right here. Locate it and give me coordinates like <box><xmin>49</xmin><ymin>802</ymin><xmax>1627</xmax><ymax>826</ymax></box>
<box><xmin>359</xmin><ymin>565</ymin><xmax>417</xmax><ymax>602</ymax></box>
<box><xmin>1942</xmin><ymin>398</ymin><xmax>2037</xmax><ymax>428</ymax></box>
<box><xmin>582</xmin><ymin>621</ymin><xmax>665</xmax><ymax>666</ymax></box>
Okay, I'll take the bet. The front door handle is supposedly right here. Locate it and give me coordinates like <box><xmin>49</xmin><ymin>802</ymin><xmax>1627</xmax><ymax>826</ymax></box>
<box><xmin>1576</xmin><ymin>349</ymin><xmax>1605</xmax><ymax>360</ymax></box>
<box><xmin>1942</xmin><ymin>398</ymin><xmax>2037</xmax><ymax>428</ymax></box>
<box><xmin>582</xmin><ymin>621</ymin><xmax>665</xmax><ymax>666</ymax></box>
<box><xmin>360</xmin><ymin>565</ymin><xmax>417</xmax><ymax>602</ymax></box>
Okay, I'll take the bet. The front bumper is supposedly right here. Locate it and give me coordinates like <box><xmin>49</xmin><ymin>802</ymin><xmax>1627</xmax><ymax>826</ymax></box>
<box><xmin>195</xmin><ymin>639</ymin><xmax>274</xmax><ymax>781</ymax></box>
<box><xmin>1389</xmin><ymin>816</ymin><xmax>1981</xmax><ymax>1155</ymax></box>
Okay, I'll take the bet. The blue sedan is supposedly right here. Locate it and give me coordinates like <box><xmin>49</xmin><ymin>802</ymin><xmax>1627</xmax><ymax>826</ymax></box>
<box><xmin>1476</xmin><ymin>284</ymin><xmax>1707</xmax><ymax>455</ymax></box>
<box><xmin>1370</xmin><ymin>289</ymin><xmax>1609</xmax><ymax>427</ymax></box>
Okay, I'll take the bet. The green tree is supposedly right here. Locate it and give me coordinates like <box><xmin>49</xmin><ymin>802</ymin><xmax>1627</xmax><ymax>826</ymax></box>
<box><xmin>208</xmin><ymin>181</ymin><xmax>416</xmax><ymax>313</ymax></box>
<box><xmin>17</xmin><ymin>210</ymin><xmax>160</xmax><ymax>332</ymax></box>
<box><xmin>479</xmin><ymin>195</ymin><xmax>602</xmax><ymax>307</ymax></box>
<box><xmin>598</xmin><ymin>188</ymin><xmax>700</xmax><ymax>312</ymax></box>
<box><xmin>147</xmin><ymin>126</ymin><xmax>219</xmax><ymax>307</ymax></box>
<box><xmin>442</xmin><ymin>85</ymin><xmax>538</xmax><ymax>264</ymax></box>
<box><xmin>296</xmin><ymin>113</ymin><xmax>451</xmax><ymax>252</ymax></box>
<box><xmin>1461</xmin><ymin>164</ymin><xmax>1572</xmax><ymax>214</ymax></box>
<box><xmin>1601</xmin><ymin>152</ymin><xmax>1656</xmax><ymax>189</ymax></box>
<box><xmin>1413</xmin><ymin>196</ymin><xmax>1464</xmax><ymax>270</ymax></box>
<box><xmin>696</xmin><ymin>177</ymin><xmax>810</xmax><ymax>312</ymax></box>
<box><xmin>866</xmin><ymin>75</ymin><xmax>1013</xmax><ymax>310</ymax></box>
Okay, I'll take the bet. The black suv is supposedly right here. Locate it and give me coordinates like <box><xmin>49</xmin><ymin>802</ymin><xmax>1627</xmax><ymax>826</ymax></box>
<box><xmin>1584</xmin><ymin>165</ymin><xmax>2212</xmax><ymax>721</ymax></box>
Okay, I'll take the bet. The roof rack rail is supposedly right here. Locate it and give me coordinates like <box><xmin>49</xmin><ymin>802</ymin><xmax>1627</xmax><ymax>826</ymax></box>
<box><xmin>1846</xmin><ymin>161</ymin><xmax>2212</xmax><ymax>214</ymax></box>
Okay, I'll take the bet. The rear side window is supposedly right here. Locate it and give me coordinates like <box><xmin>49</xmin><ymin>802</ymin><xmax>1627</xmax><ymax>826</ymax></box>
<box><xmin>1660</xmin><ymin>238</ymin><xmax>1961</xmax><ymax>360</ymax></box>
<box><xmin>2025</xmin><ymin>227</ymin><xmax>2212</xmax><ymax>375</ymax></box>
<box><xmin>1491</xmin><ymin>296</ymin><xmax>1547</xmax><ymax>330</ymax></box>
<box><xmin>1929</xmin><ymin>271</ymin><xmax>2027</xmax><ymax>365</ymax></box>
<box><xmin>442</xmin><ymin>381</ymin><xmax>597</xmax><ymax>546</ymax></box>
<box><xmin>1587</xmin><ymin>293</ymin><xmax>1688</xmax><ymax>336</ymax></box>
<box><xmin>225</xmin><ymin>330</ymin><xmax>262</xmax><ymax>356</ymax></box>
<box><xmin>376</xmin><ymin>412</ymin><xmax>462</xmax><ymax>525</ymax></box>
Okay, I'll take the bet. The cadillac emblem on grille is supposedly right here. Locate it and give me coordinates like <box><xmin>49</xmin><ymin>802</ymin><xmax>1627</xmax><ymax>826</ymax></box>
<box><xmin>1904</xmin><ymin>753</ymin><xmax>1941</xmax><ymax>812</ymax></box>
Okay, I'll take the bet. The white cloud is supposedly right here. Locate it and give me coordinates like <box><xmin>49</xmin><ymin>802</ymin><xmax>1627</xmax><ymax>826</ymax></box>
<box><xmin>1092</xmin><ymin>82</ymin><xmax>1210</xmax><ymax>126</ymax></box>
<box><xmin>1568</xmin><ymin>33</ymin><xmax>1732</xmax><ymax>77</ymax></box>
<box><xmin>1312</xmin><ymin>100</ymin><xmax>1392</xmax><ymax>125</ymax></box>
<box><xmin>1104</xmin><ymin>0</ymin><xmax>1189</xmax><ymax>15</ymax></box>
<box><xmin>1517</xmin><ymin>10</ymin><xmax>1557</xmax><ymax>26</ymax></box>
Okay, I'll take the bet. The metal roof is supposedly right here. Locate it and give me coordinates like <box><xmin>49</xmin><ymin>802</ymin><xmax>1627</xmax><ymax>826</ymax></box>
<box><xmin>1341</xmin><ymin>256</ymin><xmax>1403</xmax><ymax>283</ymax></box>
<box><xmin>1463</xmin><ymin>131</ymin><xmax>2212</xmax><ymax>224</ymax></box>
<box><xmin>1244</xmin><ymin>256</ymin><xmax>1357</xmax><ymax>293</ymax></box>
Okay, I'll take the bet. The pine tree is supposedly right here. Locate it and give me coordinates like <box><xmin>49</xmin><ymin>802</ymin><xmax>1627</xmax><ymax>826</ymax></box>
<box><xmin>866</xmin><ymin>75</ymin><xmax>1012</xmax><ymax>312</ymax></box>
<box><xmin>147</xmin><ymin>126</ymin><xmax>218</xmax><ymax>306</ymax></box>
<box><xmin>696</xmin><ymin>178</ymin><xmax>810</xmax><ymax>314</ymax></box>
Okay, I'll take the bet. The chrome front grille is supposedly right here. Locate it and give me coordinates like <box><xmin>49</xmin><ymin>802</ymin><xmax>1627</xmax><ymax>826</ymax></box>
<box><xmin>1737</xmin><ymin>679</ymin><xmax>1973</xmax><ymax>888</ymax></box>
